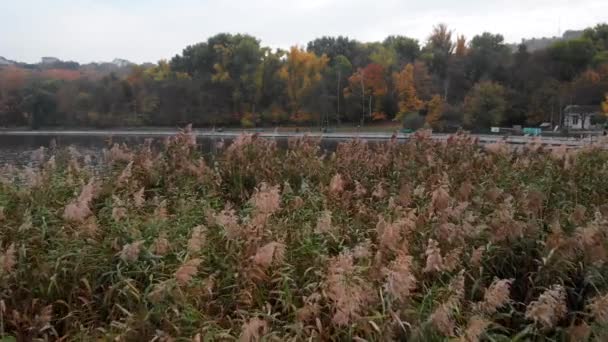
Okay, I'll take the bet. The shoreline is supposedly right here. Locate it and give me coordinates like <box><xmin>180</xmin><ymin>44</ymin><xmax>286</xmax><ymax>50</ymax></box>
<box><xmin>0</xmin><ymin>128</ymin><xmax>596</xmax><ymax>147</ymax></box>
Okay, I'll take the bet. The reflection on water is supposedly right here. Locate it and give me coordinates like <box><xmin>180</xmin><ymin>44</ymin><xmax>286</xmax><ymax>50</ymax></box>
<box><xmin>0</xmin><ymin>134</ymin><xmax>342</xmax><ymax>167</ymax></box>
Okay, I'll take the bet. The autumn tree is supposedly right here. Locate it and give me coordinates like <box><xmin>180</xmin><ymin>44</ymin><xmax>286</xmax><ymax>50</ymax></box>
<box><xmin>463</xmin><ymin>81</ymin><xmax>507</xmax><ymax>128</ymax></box>
<box><xmin>425</xmin><ymin>94</ymin><xmax>445</xmax><ymax>129</ymax></box>
<box><xmin>569</xmin><ymin>69</ymin><xmax>603</xmax><ymax>105</ymax></box>
<box><xmin>0</xmin><ymin>66</ymin><xmax>29</xmax><ymax>125</ymax></box>
<box><xmin>393</xmin><ymin>63</ymin><xmax>423</xmax><ymax>120</ymax></box>
<box><xmin>345</xmin><ymin>63</ymin><xmax>388</xmax><ymax>124</ymax></box>
<box><xmin>603</xmin><ymin>94</ymin><xmax>608</xmax><ymax>114</ymax></box>
<box><xmin>455</xmin><ymin>35</ymin><xmax>467</xmax><ymax>56</ymax></box>
<box><xmin>279</xmin><ymin>46</ymin><xmax>328</xmax><ymax>122</ymax></box>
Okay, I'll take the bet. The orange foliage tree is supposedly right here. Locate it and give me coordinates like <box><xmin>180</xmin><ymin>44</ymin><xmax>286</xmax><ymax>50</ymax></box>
<box><xmin>279</xmin><ymin>46</ymin><xmax>328</xmax><ymax>122</ymax></box>
<box><xmin>345</xmin><ymin>63</ymin><xmax>388</xmax><ymax>122</ymax></box>
<box><xmin>393</xmin><ymin>63</ymin><xmax>423</xmax><ymax>121</ymax></box>
<box><xmin>455</xmin><ymin>35</ymin><xmax>467</xmax><ymax>56</ymax></box>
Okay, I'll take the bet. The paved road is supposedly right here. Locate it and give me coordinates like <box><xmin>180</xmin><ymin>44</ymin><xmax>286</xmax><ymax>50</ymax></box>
<box><xmin>0</xmin><ymin>129</ymin><xmax>598</xmax><ymax>147</ymax></box>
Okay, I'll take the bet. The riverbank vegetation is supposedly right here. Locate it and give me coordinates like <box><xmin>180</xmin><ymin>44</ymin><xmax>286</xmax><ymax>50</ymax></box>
<box><xmin>1</xmin><ymin>129</ymin><xmax>608</xmax><ymax>340</ymax></box>
<box><xmin>1</xmin><ymin>24</ymin><xmax>608</xmax><ymax>130</ymax></box>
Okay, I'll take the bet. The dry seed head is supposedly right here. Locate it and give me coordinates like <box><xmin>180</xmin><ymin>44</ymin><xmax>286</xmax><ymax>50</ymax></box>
<box><xmin>448</xmin><ymin>270</ymin><xmax>466</xmax><ymax>304</ymax></box>
<box><xmin>470</xmin><ymin>246</ymin><xmax>485</xmax><ymax>267</ymax></box>
<box><xmin>382</xmin><ymin>253</ymin><xmax>416</xmax><ymax>302</ymax></box>
<box><xmin>34</xmin><ymin>305</ymin><xmax>53</xmax><ymax>330</ymax></box>
<box><xmin>459</xmin><ymin>316</ymin><xmax>490</xmax><ymax>342</ymax></box>
<box><xmin>429</xmin><ymin>303</ymin><xmax>456</xmax><ymax>337</ymax></box>
<box><xmin>1</xmin><ymin>243</ymin><xmax>16</xmax><ymax>274</ymax></box>
<box><xmin>525</xmin><ymin>285</ymin><xmax>568</xmax><ymax>329</ymax></box>
<box><xmin>329</xmin><ymin>173</ymin><xmax>345</xmax><ymax>195</ymax></box>
<box><xmin>431</xmin><ymin>186</ymin><xmax>450</xmax><ymax>212</ymax></box>
<box><xmin>187</xmin><ymin>225</ymin><xmax>207</xmax><ymax>254</ymax></box>
<box><xmin>458</xmin><ymin>181</ymin><xmax>473</xmax><ymax>202</ymax></box>
<box><xmin>111</xmin><ymin>207</ymin><xmax>127</xmax><ymax>222</ymax></box>
<box><xmin>250</xmin><ymin>183</ymin><xmax>281</xmax><ymax>216</ymax></box>
<box><xmin>478</xmin><ymin>278</ymin><xmax>513</xmax><ymax>314</ymax></box>
<box><xmin>106</xmin><ymin>143</ymin><xmax>134</xmax><ymax>163</ymax></box>
<box><xmin>423</xmin><ymin>239</ymin><xmax>444</xmax><ymax>273</ymax></box>
<box><xmin>133</xmin><ymin>187</ymin><xmax>145</xmax><ymax>208</ymax></box>
<box><xmin>253</xmin><ymin>241</ymin><xmax>286</xmax><ymax>269</ymax></box>
<box><xmin>214</xmin><ymin>206</ymin><xmax>241</xmax><ymax>239</ymax></box>
<box><xmin>117</xmin><ymin>161</ymin><xmax>133</xmax><ymax>186</ymax></box>
<box><xmin>372</xmin><ymin>182</ymin><xmax>388</xmax><ymax>199</ymax></box>
<box><xmin>153</xmin><ymin>235</ymin><xmax>171</xmax><ymax>256</ymax></box>
<box><xmin>570</xmin><ymin>205</ymin><xmax>587</xmax><ymax>225</ymax></box>
<box><xmin>291</xmin><ymin>196</ymin><xmax>304</xmax><ymax>210</ymax></box>
<box><xmin>175</xmin><ymin>258</ymin><xmax>202</xmax><ymax>286</ymax></box>
<box><xmin>326</xmin><ymin>252</ymin><xmax>369</xmax><ymax>326</ymax></box>
<box><xmin>120</xmin><ymin>240</ymin><xmax>145</xmax><ymax>263</ymax></box>
<box><xmin>315</xmin><ymin>210</ymin><xmax>333</xmax><ymax>234</ymax></box>
<box><xmin>239</xmin><ymin>317</ymin><xmax>268</xmax><ymax>342</ymax></box>
<box><xmin>354</xmin><ymin>181</ymin><xmax>367</xmax><ymax>197</ymax></box>
<box><xmin>568</xmin><ymin>322</ymin><xmax>591</xmax><ymax>342</ymax></box>
<box><xmin>81</xmin><ymin>216</ymin><xmax>99</xmax><ymax>237</ymax></box>
<box><xmin>352</xmin><ymin>240</ymin><xmax>372</xmax><ymax>259</ymax></box>
<box><xmin>148</xmin><ymin>281</ymin><xmax>169</xmax><ymax>303</ymax></box>
<box><xmin>154</xmin><ymin>200</ymin><xmax>168</xmax><ymax>220</ymax></box>
<box><xmin>63</xmin><ymin>179</ymin><xmax>96</xmax><ymax>223</ymax></box>
<box><xmin>525</xmin><ymin>190</ymin><xmax>545</xmax><ymax>216</ymax></box>
<box><xmin>588</xmin><ymin>293</ymin><xmax>608</xmax><ymax>324</ymax></box>
<box><xmin>379</xmin><ymin>219</ymin><xmax>402</xmax><ymax>253</ymax></box>
<box><xmin>443</xmin><ymin>247</ymin><xmax>463</xmax><ymax>272</ymax></box>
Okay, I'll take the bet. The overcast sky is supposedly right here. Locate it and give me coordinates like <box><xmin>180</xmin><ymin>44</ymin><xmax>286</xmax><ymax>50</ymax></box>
<box><xmin>1</xmin><ymin>0</ymin><xmax>607</xmax><ymax>64</ymax></box>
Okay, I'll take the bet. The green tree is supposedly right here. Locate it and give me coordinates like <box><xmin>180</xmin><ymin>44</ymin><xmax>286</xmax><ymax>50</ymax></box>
<box><xmin>548</xmin><ymin>38</ymin><xmax>595</xmax><ymax>81</ymax></box>
<box><xmin>383</xmin><ymin>36</ymin><xmax>420</xmax><ymax>66</ymax></box>
<box><xmin>463</xmin><ymin>81</ymin><xmax>507</xmax><ymax>128</ymax></box>
<box><xmin>467</xmin><ymin>32</ymin><xmax>510</xmax><ymax>82</ymax></box>
<box><xmin>425</xmin><ymin>23</ymin><xmax>454</xmax><ymax>99</ymax></box>
<box><xmin>526</xmin><ymin>78</ymin><xmax>560</xmax><ymax>125</ymax></box>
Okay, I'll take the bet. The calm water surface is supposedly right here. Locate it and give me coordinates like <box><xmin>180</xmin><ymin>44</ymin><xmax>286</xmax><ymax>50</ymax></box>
<box><xmin>0</xmin><ymin>134</ymin><xmax>342</xmax><ymax>167</ymax></box>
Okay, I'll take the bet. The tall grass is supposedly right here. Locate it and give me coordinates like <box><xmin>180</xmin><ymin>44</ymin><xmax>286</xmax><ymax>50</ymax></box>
<box><xmin>1</xmin><ymin>129</ymin><xmax>608</xmax><ymax>340</ymax></box>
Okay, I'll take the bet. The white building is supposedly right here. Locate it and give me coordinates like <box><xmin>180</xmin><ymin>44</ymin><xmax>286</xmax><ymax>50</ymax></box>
<box><xmin>563</xmin><ymin>105</ymin><xmax>601</xmax><ymax>130</ymax></box>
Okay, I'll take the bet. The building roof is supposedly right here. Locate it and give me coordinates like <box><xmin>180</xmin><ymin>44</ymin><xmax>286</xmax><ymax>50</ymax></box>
<box><xmin>564</xmin><ymin>105</ymin><xmax>601</xmax><ymax>115</ymax></box>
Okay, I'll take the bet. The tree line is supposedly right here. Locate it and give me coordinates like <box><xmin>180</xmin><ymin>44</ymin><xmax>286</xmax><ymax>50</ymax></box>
<box><xmin>1</xmin><ymin>23</ymin><xmax>608</xmax><ymax>130</ymax></box>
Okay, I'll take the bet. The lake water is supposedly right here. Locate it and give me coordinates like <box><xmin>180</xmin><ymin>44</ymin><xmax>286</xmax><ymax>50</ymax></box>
<box><xmin>0</xmin><ymin>134</ymin><xmax>341</xmax><ymax>168</ymax></box>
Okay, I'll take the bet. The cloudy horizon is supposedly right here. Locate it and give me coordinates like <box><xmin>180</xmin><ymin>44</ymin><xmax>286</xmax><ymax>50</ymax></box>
<box><xmin>1</xmin><ymin>0</ymin><xmax>607</xmax><ymax>64</ymax></box>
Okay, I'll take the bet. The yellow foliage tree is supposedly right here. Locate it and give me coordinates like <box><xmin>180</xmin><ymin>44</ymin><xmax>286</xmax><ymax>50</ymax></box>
<box><xmin>426</xmin><ymin>94</ymin><xmax>445</xmax><ymax>130</ymax></box>
<box><xmin>603</xmin><ymin>94</ymin><xmax>608</xmax><ymax>115</ymax></box>
<box><xmin>455</xmin><ymin>35</ymin><xmax>467</xmax><ymax>56</ymax></box>
<box><xmin>279</xmin><ymin>47</ymin><xmax>328</xmax><ymax>121</ymax></box>
<box><xmin>393</xmin><ymin>63</ymin><xmax>423</xmax><ymax>121</ymax></box>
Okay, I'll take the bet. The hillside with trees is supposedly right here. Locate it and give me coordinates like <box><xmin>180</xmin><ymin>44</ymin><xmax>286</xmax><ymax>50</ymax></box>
<box><xmin>1</xmin><ymin>24</ymin><xmax>608</xmax><ymax>130</ymax></box>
